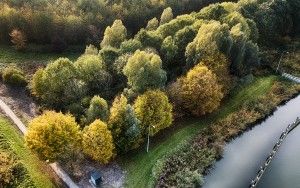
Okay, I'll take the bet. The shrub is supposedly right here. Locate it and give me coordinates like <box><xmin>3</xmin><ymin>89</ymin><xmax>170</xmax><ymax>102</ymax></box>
<box><xmin>9</xmin><ymin>29</ymin><xmax>26</xmax><ymax>51</ymax></box>
<box><xmin>0</xmin><ymin>151</ymin><xmax>16</xmax><ymax>186</ymax></box>
<box><xmin>2</xmin><ymin>67</ymin><xmax>27</xmax><ymax>87</ymax></box>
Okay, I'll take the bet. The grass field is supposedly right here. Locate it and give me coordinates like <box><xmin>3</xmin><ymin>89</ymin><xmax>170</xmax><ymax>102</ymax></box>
<box><xmin>0</xmin><ymin>116</ymin><xmax>57</xmax><ymax>188</ymax></box>
<box><xmin>0</xmin><ymin>45</ymin><xmax>81</xmax><ymax>65</ymax></box>
<box><xmin>121</xmin><ymin>75</ymin><xmax>277</xmax><ymax>188</ymax></box>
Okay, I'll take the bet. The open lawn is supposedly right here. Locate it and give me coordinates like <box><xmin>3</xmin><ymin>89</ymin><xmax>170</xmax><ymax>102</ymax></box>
<box><xmin>0</xmin><ymin>45</ymin><xmax>81</xmax><ymax>65</ymax></box>
<box><xmin>0</xmin><ymin>116</ymin><xmax>57</xmax><ymax>188</ymax></box>
<box><xmin>121</xmin><ymin>75</ymin><xmax>277</xmax><ymax>188</ymax></box>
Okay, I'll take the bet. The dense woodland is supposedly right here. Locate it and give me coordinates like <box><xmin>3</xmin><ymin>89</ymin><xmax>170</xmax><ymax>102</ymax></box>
<box><xmin>0</xmin><ymin>0</ymin><xmax>227</xmax><ymax>49</ymax></box>
<box><xmin>0</xmin><ymin>0</ymin><xmax>300</xmax><ymax>187</ymax></box>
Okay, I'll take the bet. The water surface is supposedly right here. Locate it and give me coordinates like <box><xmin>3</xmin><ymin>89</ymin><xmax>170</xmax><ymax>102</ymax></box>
<box><xmin>203</xmin><ymin>95</ymin><xmax>300</xmax><ymax>188</ymax></box>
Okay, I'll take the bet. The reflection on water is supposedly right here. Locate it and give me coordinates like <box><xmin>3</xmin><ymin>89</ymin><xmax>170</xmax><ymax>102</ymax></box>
<box><xmin>203</xmin><ymin>95</ymin><xmax>300</xmax><ymax>188</ymax></box>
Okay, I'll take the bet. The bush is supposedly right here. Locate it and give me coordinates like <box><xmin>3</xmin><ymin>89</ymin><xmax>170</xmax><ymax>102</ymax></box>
<box><xmin>2</xmin><ymin>67</ymin><xmax>27</xmax><ymax>87</ymax></box>
<box><xmin>9</xmin><ymin>29</ymin><xmax>27</xmax><ymax>51</ymax></box>
<box><xmin>0</xmin><ymin>151</ymin><xmax>16</xmax><ymax>186</ymax></box>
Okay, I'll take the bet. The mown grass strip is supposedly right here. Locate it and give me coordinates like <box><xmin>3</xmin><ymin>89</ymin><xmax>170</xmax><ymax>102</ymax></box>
<box><xmin>0</xmin><ymin>116</ymin><xmax>56</xmax><ymax>188</ymax></box>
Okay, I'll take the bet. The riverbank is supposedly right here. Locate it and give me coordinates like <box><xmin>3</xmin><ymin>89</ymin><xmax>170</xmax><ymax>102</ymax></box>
<box><xmin>120</xmin><ymin>75</ymin><xmax>280</xmax><ymax>187</ymax></box>
<box><xmin>153</xmin><ymin>77</ymin><xmax>300</xmax><ymax>187</ymax></box>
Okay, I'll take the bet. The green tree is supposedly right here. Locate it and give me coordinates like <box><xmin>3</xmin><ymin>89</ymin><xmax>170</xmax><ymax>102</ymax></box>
<box><xmin>100</xmin><ymin>19</ymin><xmax>127</xmax><ymax>48</ymax></box>
<box><xmin>134</xmin><ymin>90</ymin><xmax>173</xmax><ymax>136</ymax></box>
<box><xmin>160</xmin><ymin>7</ymin><xmax>173</xmax><ymax>25</ymax></box>
<box><xmin>169</xmin><ymin>65</ymin><xmax>223</xmax><ymax>116</ymax></box>
<box><xmin>146</xmin><ymin>17</ymin><xmax>159</xmax><ymax>30</ymax></box>
<box><xmin>29</xmin><ymin>58</ymin><xmax>86</xmax><ymax>109</ymax></box>
<box><xmin>108</xmin><ymin>95</ymin><xmax>141</xmax><ymax>153</ymax></box>
<box><xmin>84</xmin><ymin>44</ymin><xmax>98</xmax><ymax>55</ymax></box>
<box><xmin>84</xmin><ymin>95</ymin><xmax>109</xmax><ymax>124</ymax></box>
<box><xmin>123</xmin><ymin>50</ymin><xmax>167</xmax><ymax>93</ymax></box>
<box><xmin>25</xmin><ymin>111</ymin><xmax>81</xmax><ymax>161</ymax></box>
<box><xmin>82</xmin><ymin>120</ymin><xmax>115</xmax><ymax>164</ymax></box>
<box><xmin>160</xmin><ymin>36</ymin><xmax>178</xmax><ymax>64</ymax></box>
<box><xmin>185</xmin><ymin>21</ymin><xmax>232</xmax><ymax>67</ymax></box>
<box><xmin>120</xmin><ymin>39</ymin><xmax>142</xmax><ymax>54</ymax></box>
<box><xmin>74</xmin><ymin>54</ymin><xmax>111</xmax><ymax>93</ymax></box>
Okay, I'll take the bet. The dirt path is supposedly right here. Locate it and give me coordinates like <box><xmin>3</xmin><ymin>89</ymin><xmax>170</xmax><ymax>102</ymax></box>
<box><xmin>0</xmin><ymin>97</ymin><xmax>79</xmax><ymax>188</ymax></box>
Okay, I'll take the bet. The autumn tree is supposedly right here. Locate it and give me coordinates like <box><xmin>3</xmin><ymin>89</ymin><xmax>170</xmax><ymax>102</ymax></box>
<box><xmin>84</xmin><ymin>95</ymin><xmax>109</xmax><ymax>124</ymax></box>
<box><xmin>146</xmin><ymin>17</ymin><xmax>159</xmax><ymax>30</ymax></box>
<box><xmin>10</xmin><ymin>29</ymin><xmax>27</xmax><ymax>51</ymax></box>
<box><xmin>74</xmin><ymin>54</ymin><xmax>111</xmax><ymax>93</ymax></box>
<box><xmin>82</xmin><ymin>120</ymin><xmax>115</xmax><ymax>164</ymax></box>
<box><xmin>29</xmin><ymin>58</ymin><xmax>86</xmax><ymax>109</ymax></box>
<box><xmin>108</xmin><ymin>95</ymin><xmax>141</xmax><ymax>153</ymax></box>
<box><xmin>160</xmin><ymin>7</ymin><xmax>173</xmax><ymax>25</ymax></box>
<box><xmin>169</xmin><ymin>65</ymin><xmax>223</xmax><ymax>116</ymax></box>
<box><xmin>123</xmin><ymin>50</ymin><xmax>167</xmax><ymax>93</ymax></box>
<box><xmin>25</xmin><ymin>111</ymin><xmax>81</xmax><ymax>161</ymax></box>
<box><xmin>199</xmin><ymin>52</ymin><xmax>232</xmax><ymax>95</ymax></box>
<box><xmin>134</xmin><ymin>90</ymin><xmax>173</xmax><ymax>136</ymax></box>
<box><xmin>100</xmin><ymin>19</ymin><xmax>127</xmax><ymax>48</ymax></box>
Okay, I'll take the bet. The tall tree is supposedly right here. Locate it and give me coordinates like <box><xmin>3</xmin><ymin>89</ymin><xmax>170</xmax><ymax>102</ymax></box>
<box><xmin>123</xmin><ymin>50</ymin><xmax>167</xmax><ymax>93</ymax></box>
<box><xmin>108</xmin><ymin>95</ymin><xmax>141</xmax><ymax>153</ymax></box>
<box><xmin>169</xmin><ymin>65</ymin><xmax>223</xmax><ymax>116</ymax></box>
<box><xmin>134</xmin><ymin>90</ymin><xmax>173</xmax><ymax>136</ymax></box>
<box><xmin>100</xmin><ymin>19</ymin><xmax>127</xmax><ymax>48</ymax></box>
<box><xmin>160</xmin><ymin>7</ymin><xmax>174</xmax><ymax>25</ymax></box>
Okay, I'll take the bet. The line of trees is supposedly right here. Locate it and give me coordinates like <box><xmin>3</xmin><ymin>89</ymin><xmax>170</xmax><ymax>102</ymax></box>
<box><xmin>0</xmin><ymin>0</ymin><xmax>228</xmax><ymax>50</ymax></box>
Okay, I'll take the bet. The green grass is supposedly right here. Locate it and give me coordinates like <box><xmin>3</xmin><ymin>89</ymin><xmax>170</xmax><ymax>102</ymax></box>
<box><xmin>0</xmin><ymin>45</ymin><xmax>81</xmax><ymax>65</ymax></box>
<box><xmin>0</xmin><ymin>116</ymin><xmax>56</xmax><ymax>188</ymax></box>
<box><xmin>121</xmin><ymin>75</ymin><xmax>277</xmax><ymax>188</ymax></box>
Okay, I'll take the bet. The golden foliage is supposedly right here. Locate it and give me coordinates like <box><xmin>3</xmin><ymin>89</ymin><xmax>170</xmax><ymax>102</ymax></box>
<box><xmin>134</xmin><ymin>90</ymin><xmax>173</xmax><ymax>135</ymax></box>
<box><xmin>25</xmin><ymin>111</ymin><xmax>81</xmax><ymax>161</ymax></box>
<box><xmin>82</xmin><ymin>120</ymin><xmax>115</xmax><ymax>164</ymax></box>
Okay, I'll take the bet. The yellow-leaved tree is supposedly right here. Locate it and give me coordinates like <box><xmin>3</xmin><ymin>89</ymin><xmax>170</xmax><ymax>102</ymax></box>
<box><xmin>82</xmin><ymin>120</ymin><xmax>115</xmax><ymax>164</ymax></box>
<box><xmin>169</xmin><ymin>65</ymin><xmax>223</xmax><ymax>116</ymax></box>
<box><xmin>134</xmin><ymin>90</ymin><xmax>173</xmax><ymax>136</ymax></box>
<box><xmin>25</xmin><ymin>111</ymin><xmax>81</xmax><ymax>161</ymax></box>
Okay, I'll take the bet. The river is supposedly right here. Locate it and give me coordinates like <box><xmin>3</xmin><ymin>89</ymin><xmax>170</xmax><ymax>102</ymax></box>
<box><xmin>203</xmin><ymin>94</ymin><xmax>300</xmax><ymax>188</ymax></box>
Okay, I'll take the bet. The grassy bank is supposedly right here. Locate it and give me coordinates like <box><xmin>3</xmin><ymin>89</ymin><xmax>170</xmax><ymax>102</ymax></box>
<box><xmin>0</xmin><ymin>116</ymin><xmax>57</xmax><ymax>188</ymax></box>
<box><xmin>0</xmin><ymin>45</ymin><xmax>81</xmax><ymax>65</ymax></box>
<box><xmin>121</xmin><ymin>75</ymin><xmax>277</xmax><ymax>187</ymax></box>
